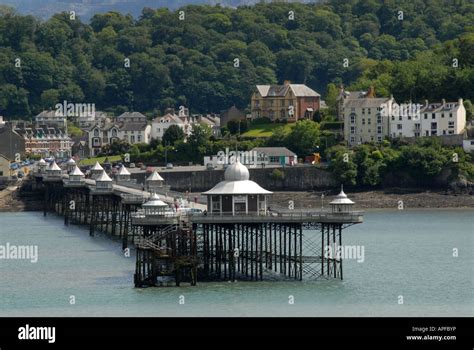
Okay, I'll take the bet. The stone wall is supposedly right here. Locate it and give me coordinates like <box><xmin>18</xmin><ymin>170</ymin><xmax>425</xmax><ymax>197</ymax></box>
<box><xmin>131</xmin><ymin>166</ymin><xmax>337</xmax><ymax>192</ymax></box>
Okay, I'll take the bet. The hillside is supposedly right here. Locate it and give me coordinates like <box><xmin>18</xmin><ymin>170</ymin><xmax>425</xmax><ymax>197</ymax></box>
<box><xmin>0</xmin><ymin>0</ymin><xmax>472</xmax><ymax>120</ymax></box>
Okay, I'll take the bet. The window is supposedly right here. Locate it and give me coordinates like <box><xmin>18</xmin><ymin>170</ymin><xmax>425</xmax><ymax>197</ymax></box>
<box><xmin>415</xmin><ymin>123</ymin><xmax>420</xmax><ymax>130</ymax></box>
<box><xmin>368</xmin><ymin>118</ymin><xmax>371</xmax><ymax>125</ymax></box>
<box><xmin>425</xmin><ymin>131</ymin><xmax>429</xmax><ymax>136</ymax></box>
<box><xmin>391</xmin><ymin>116</ymin><xmax>395</xmax><ymax>121</ymax></box>
<box><xmin>350</xmin><ymin>114</ymin><xmax>355</xmax><ymax>124</ymax></box>
<box><xmin>377</xmin><ymin>136</ymin><xmax>382</xmax><ymax>142</ymax></box>
<box><xmin>137</xmin><ymin>135</ymin><xmax>141</xmax><ymax>142</ymax></box>
<box><xmin>399</xmin><ymin>115</ymin><xmax>402</xmax><ymax>121</ymax></box>
<box><xmin>281</xmin><ymin>100</ymin><xmax>285</xmax><ymax>107</ymax></box>
<box><xmin>94</xmin><ymin>129</ymin><xmax>99</xmax><ymax>136</ymax></box>
<box><xmin>377</xmin><ymin>126</ymin><xmax>382</xmax><ymax>134</ymax></box>
<box><xmin>371</xmin><ymin>136</ymin><xmax>374</xmax><ymax>141</ymax></box>
<box><xmin>443</xmin><ymin>130</ymin><xmax>447</xmax><ymax>135</ymax></box>
<box><xmin>368</xmin><ymin>108</ymin><xmax>371</xmax><ymax>114</ymax></box>
<box><xmin>415</xmin><ymin>132</ymin><xmax>420</xmax><ymax>137</ymax></box>
<box><xmin>362</xmin><ymin>108</ymin><xmax>365</xmax><ymax>114</ymax></box>
<box><xmin>431</xmin><ymin>122</ymin><xmax>437</xmax><ymax>129</ymax></box>
<box><xmin>350</xmin><ymin>126</ymin><xmax>355</xmax><ymax>134</ymax></box>
<box><xmin>362</xmin><ymin>118</ymin><xmax>365</xmax><ymax>125</ymax></box>
<box><xmin>448</xmin><ymin>121</ymin><xmax>454</xmax><ymax>128</ymax></box>
<box><xmin>377</xmin><ymin>114</ymin><xmax>382</xmax><ymax>124</ymax></box>
<box><xmin>130</xmin><ymin>136</ymin><xmax>135</xmax><ymax>143</ymax></box>
<box><xmin>408</xmin><ymin>115</ymin><xmax>412</xmax><ymax>120</ymax></box>
<box><xmin>441</xmin><ymin>114</ymin><xmax>445</xmax><ymax>118</ymax></box>
<box><xmin>432</xmin><ymin>113</ymin><xmax>435</xmax><ymax>119</ymax></box>
<box><xmin>211</xmin><ymin>196</ymin><xmax>220</xmax><ymax>211</ymax></box>
<box><xmin>431</xmin><ymin>130</ymin><xmax>437</xmax><ymax>136</ymax></box>
<box><xmin>449</xmin><ymin>113</ymin><xmax>453</xmax><ymax>118</ymax></box>
<box><xmin>424</xmin><ymin>114</ymin><xmax>428</xmax><ymax>119</ymax></box>
<box><xmin>397</xmin><ymin>124</ymin><xmax>402</xmax><ymax>130</ymax></box>
<box><xmin>350</xmin><ymin>136</ymin><xmax>355</xmax><ymax>142</ymax></box>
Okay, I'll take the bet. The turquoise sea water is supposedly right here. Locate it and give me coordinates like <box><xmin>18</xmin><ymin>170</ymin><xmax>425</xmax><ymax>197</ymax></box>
<box><xmin>0</xmin><ymin>210</ymin><xmax>472</xmax><ymax>317</ymax></box>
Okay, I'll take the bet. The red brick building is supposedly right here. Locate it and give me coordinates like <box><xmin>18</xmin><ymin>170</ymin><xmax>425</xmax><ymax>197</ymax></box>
<box><xmin>251</xmin><ymin>81</ymin><xmax>321</xmax><ymax>122</ymax></box>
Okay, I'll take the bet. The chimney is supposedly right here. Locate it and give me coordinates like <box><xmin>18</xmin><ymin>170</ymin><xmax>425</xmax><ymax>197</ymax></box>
<box><xmin>367</xmin><ymin>85</ymin><xmax>375</xmax><ymax>98</ymax></box>
<box><xmin>283</xmin><ymin>80</ymin><xmax>291</xmax><ymax>86</ymax></box>
<box><xmin>442</xmin><ymin>98</ymin><xmax>446</xmax><ymax>106</ymax></box>
<box><xmin>458</xmin><ymin>98</ymin><xmax>463</xmax><ymax>106</ymax></box>
<box><xmin>425</xmin><ymin>99</ymin><xmax>429</xmax><ymax>108</ymax></box>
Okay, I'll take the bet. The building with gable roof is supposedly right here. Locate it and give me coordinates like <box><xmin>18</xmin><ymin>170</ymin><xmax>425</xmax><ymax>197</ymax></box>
<box><xmin>251</xmin><ymin>80</ymin><xmax>321</xmax><ymax>122</ymax></box>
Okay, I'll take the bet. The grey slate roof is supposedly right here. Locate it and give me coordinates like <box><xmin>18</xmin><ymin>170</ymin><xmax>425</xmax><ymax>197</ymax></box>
<box><xmin>251</xmin><ymin>147</ymin><xmax>297</xmax><ymax>157</ymax></box>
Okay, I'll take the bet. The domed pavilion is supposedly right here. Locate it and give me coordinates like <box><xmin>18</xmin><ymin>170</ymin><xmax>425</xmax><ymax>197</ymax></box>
<box><xmin>202</xmin><ymin>159</ymin><xmax>272</xmax><ymax>215</ymax></box>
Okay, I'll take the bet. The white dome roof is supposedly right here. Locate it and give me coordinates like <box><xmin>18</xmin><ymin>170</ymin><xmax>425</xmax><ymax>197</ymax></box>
<box><xmin>38</xmin><ymin>158</ymin><xmax>47</xmax><ymax>164</ymax></box>
<box><xmin>224</xmin><ymin>160</ymin><xmax>249</xmax><ymax>181</ymax></box>
<box><xmin>66</xmin><ymin>158</ymin><xmax>76</xmax><ymax>165</ymax></box>
<box><xmin>330</xmin><ymin>187</ymin><xmax>355</xmax><ymax>205</ymax></box>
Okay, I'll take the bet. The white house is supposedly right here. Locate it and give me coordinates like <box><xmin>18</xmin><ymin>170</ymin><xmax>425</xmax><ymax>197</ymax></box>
<box><xmin>86</xmin><ymin>121</ymin><xmax>151</xmax><ymax>156</ymax></box>
<box><xmin>151</xmin><ymin>113</ymin><xmax>188</xmax><ymax>140</ymax></box>
<box><xmin>389</xmin><ymin>99</ymin><xmax>466</xmax><ymax>138</ymax></box>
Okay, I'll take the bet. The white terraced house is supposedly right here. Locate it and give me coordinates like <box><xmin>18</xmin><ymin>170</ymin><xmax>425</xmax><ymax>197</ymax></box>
<box><xmin>389</xmin><ymin>99</ymin><xmax>466</xmax><ymax>138</ymax></box>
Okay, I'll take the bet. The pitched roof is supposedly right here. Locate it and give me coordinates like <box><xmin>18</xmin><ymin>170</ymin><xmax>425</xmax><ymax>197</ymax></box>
<box><xmin>95</xmin><ymin>170</ymin><xmax>112</xmax><ymax>182</ymax></box>
<box><xmin>91</xmin><ymin>161</ymin><xmax>103</xmax><ymax>171</ymax></box>
<box><xmin>252</xmin><ymin>147</ymin><xmax>297</xmax><ymax>157</ymax></box>
<box><xmin>256</xmin><ymin>84</ymin><xmax>320</xmax><ymax>97</ymax></box>
<box><xmin>70</xmin><ymin>165</ymin><xmax>84</xmax><ymax>176</ymax></box>
<box><xmin>146</xmin><ymin>170</ymin><xmax>164</xmax><ymax>181</ymax></box>
<box><xmin>116</xmin><ymin>112</ymin><xmax>147</xmax><ymax>120</ymax></box>
<box><xmin>343</xmin><ymin>97</ymin><xmax>391</xmax><ymax>109</ymax></box>
<box><xmin>153</xmin><ymin>113</ymin><xmax>183</xmax><ymax>124</ymax></box>
<box><xmin>120</xmin><ymin>122</ymin><xmax>149</xmax><ymax>131</ymax></box>
<box><xmin>118</xmin><ymin>165</ymin><xmax>131</xmax><ymax>176</ymax></box>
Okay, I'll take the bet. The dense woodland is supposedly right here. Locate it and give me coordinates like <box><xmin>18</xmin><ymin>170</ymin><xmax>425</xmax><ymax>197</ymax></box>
<box><xmin>0</xmin><ymin>0</ymin><xmax>473</xmax><ymax>119</ymax></box>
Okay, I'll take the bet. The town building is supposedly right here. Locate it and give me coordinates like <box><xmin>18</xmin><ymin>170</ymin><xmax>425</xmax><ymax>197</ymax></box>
<box><xmin>342</xmin><ymin>87</ymin><xmax>394</xmax><ymax>146</ymax></box>
<box><xmin>220</xmin><ymin>105</ymin><xmax>247</xmax><ymax>127</ymax></box>
<box><xmin>14</xmin><ymin>124</ymin><xmax>72</xmax><ymax>159</ymax></box>
<box><xmin>251</xmin><ymin>147</ymin><xmax>298</xmax><ymax>166</ymax></box>
<box><xmin>85</xmin><ymin>120</ymin><xmax>151</xmax><ymax>156</ymax></box>
<box><xmin>0</xmin><ymin>120</ymin><xmax>26</xmax><ymax>160</ymax></box>
<box><xmin>35</xmin><ymin>110</ymin><xmax>67</xmax><ymax>129</ymax></box>
<box><xmin>251</xmin><ymin>80</ymin><xmax>321</xmax><ymax>122</ymax></box>
<box><xmin>151</xmin><ymin>111</ymin><xmax>220</xmax><ymax>141</ymax></box>
<box><xmin>389</xmin><ymin>99</ymin><xmax>466</xmax><ymax>138</ymax></box>
<box><xmin>0</xmin><ymin>154</ymin><xmax>11</xmax><ymax>179</ymax></box>
<box><xmin>336</xmin><ymin>87</ymin><xmax>369</xmax><ymax>121</ymax></box>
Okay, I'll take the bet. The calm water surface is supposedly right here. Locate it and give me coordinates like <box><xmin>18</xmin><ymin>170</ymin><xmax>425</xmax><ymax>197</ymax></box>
<box><xmin>0</xmin><ymin>210</ymin><xmax>472</xmax><ymax>316</ymax></box>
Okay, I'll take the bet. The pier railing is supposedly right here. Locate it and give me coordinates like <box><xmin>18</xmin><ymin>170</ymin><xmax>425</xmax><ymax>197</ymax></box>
<box><xmin>191</xmin><ymin>210</ymin><xmax>364</xmax><ymax>224</ymax></box>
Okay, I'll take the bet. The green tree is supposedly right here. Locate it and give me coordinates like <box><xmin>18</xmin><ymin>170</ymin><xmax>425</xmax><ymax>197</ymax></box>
<box><xmin>162</xmin><ymin>124</ymin><xmax>185</xmax><ymax>146</ymax></box>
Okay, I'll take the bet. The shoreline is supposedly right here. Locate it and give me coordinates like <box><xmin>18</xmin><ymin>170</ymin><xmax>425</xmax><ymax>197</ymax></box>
<box><xmin>1</xmin><ymin>187</ymin><xmax>472</xmax><ymax>212</ymax></box>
